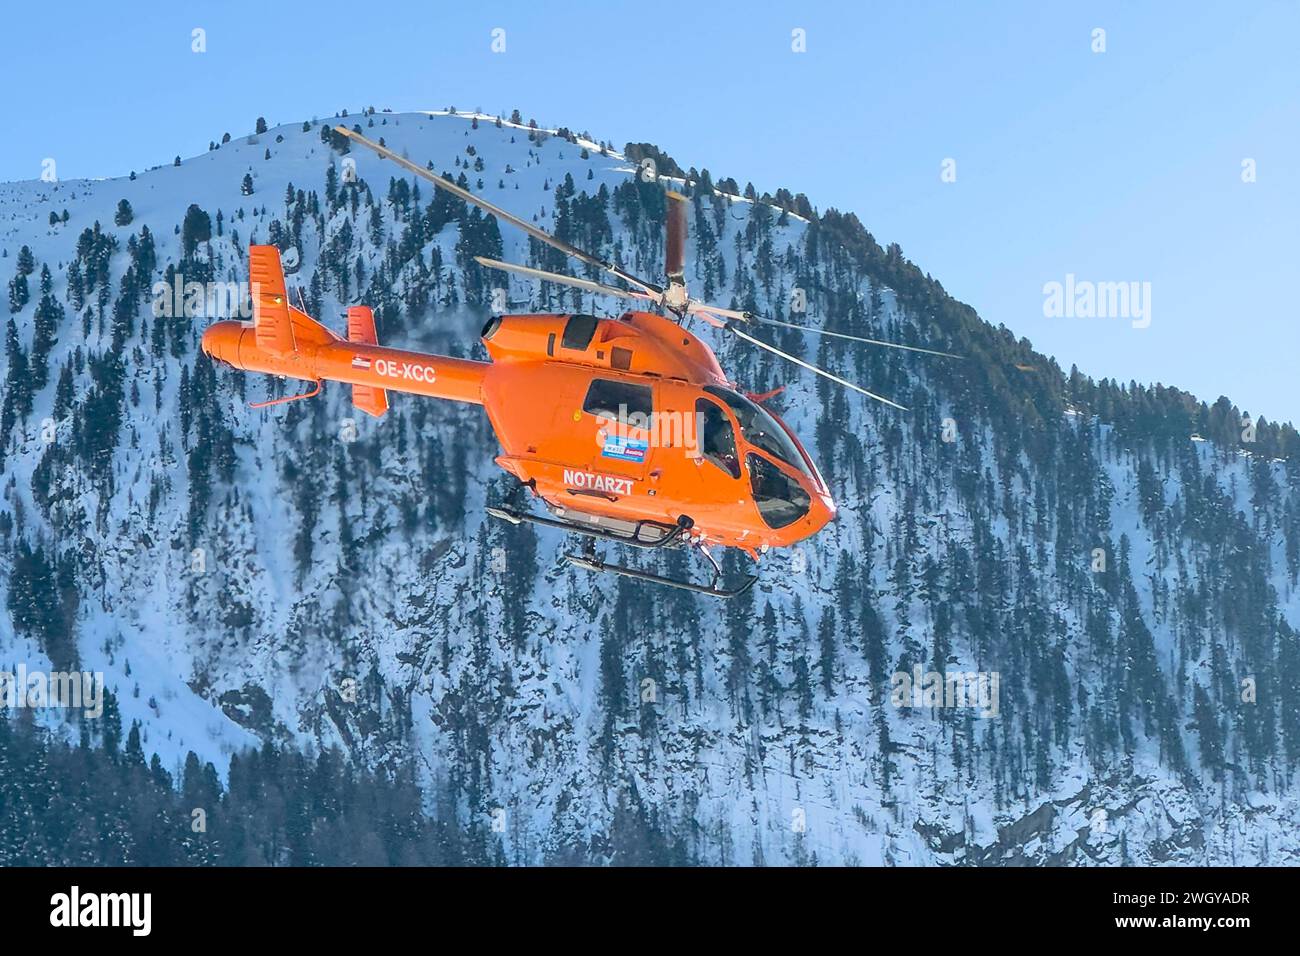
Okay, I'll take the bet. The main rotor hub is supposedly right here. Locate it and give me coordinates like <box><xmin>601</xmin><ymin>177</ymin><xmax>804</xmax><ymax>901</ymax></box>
<box><xmin>662</xmin><ymin>281</ymin><xmax>689</xmax><ymax>314</ymax></box>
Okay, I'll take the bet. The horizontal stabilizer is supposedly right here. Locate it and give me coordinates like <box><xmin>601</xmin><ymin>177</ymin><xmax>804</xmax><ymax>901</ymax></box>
<box><xmin>347</xmin><ymin>306</ymin><xmax>388</xmax><ymax>418</ymax></box>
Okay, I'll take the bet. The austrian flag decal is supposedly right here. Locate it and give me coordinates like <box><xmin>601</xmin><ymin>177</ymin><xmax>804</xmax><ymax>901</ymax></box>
<box><xmin>351</xmin><ymin>355</ymin><xmax>372</xmax><ymax>370</ymax></box>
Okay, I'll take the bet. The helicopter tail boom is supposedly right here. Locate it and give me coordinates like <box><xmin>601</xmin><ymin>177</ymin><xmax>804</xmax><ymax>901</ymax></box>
<box><xmin>201</xmin><ymin>247</ymin><xmax>487</xmax><ymax>409</ymax></box>
<box><xmin>202</xmin><ymin>318</ymin><xmax>488</xmax><ymax>407</ymax></box>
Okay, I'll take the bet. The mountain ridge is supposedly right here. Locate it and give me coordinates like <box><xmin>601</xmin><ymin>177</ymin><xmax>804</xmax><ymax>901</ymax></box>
<box><xmin>1</xmin><ymin>108</ymin><xmax>1297</xmax><ymax>866</ymax></box>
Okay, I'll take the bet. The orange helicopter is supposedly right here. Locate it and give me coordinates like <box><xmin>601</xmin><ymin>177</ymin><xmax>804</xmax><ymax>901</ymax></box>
<box><xmin>201</xmin><ymin>126</ymin><xmax>957</xmax><ymax>596</ymax></box>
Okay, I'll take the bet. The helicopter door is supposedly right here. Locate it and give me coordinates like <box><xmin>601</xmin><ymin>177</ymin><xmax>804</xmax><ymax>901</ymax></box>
<box><xmin>581</xmin><ymin>376</ymin><xmax>655</xmax><ymax>488</ymax></box>
<box><xmin>660</xmin><ymin>385</ymin><xmax>742</xmax><ymax>508</ymax></box>
<box><xmin>694</xmin><ymin>396</ymin><xmax>742</xmax><ymax>479</ymax></box>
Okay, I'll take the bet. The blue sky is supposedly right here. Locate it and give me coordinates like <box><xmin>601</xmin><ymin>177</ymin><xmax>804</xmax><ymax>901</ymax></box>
<box><xmin>5</xmin><ymin>0</ymin><xmax>1296</xmax><ymax>422</ymax></box>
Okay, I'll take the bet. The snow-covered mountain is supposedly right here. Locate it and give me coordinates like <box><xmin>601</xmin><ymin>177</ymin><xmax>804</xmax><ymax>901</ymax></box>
<box><xmin>2</xmin><ymin>109</ymin><xmax>1297</xmax><ymax>865</ymax></box>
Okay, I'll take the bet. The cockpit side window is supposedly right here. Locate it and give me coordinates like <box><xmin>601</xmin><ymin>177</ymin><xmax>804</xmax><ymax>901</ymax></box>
<box><xmin>747</xmin><ymin>453</ymin><xmax>812</xmax><ymax>529</ymax></box>
<box><xmin>583</xmin><ymin>378</ymin><xmax>653</xmax><ymax>421</ymax></box>
<box><xmin>705</xmin><ymin>386</ymin><xmax>811</xmax><ymax>476</ymax></box>
<box><xmin>695</xmin><ymin>398</ymin><xmax>740</xmax><ymax>478</ymax></box>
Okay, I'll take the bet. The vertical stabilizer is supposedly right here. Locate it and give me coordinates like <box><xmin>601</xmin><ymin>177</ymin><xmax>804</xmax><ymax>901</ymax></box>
<box><xmin>248</xmin><ymin>245</ymin><xmax>297</xmax><ymax>356</ymax></box>
<box><xmin>346</xmin><ymin>306</ymin><xmax>388</xmax><ymax>418</ymax></box>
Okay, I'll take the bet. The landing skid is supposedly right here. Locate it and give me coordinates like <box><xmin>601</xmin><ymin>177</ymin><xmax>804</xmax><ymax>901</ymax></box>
<box><xmin>485</xmin><ymin>503</ymin><xmax>757</xmax><ymax>599</ymax></box>
<box><xmin>566</xmin><ymin>552</ymin><xmax>757</xmax><ymax>599</ymax></box>
<box><xmin>486</xmin><ymin>505</ymin><xmax>691</xmax><ymax>550</ymax></box>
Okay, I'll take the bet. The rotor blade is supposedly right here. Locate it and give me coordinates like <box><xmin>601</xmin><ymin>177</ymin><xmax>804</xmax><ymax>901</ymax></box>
<box><xmin>685</xmin><ymin>302</ymin><xmax>746</xmax><ymax>323</ymax></box>
<box><xmin>665</xmin><ymin>191</ymin><xmax>687</xmax><ymax>281</ymax></box>
<box><xmin>332</xmin><ymin>126</ymin><xmax>661</xmax><ymax>296</ymax></box>
<box><xmin>473</xmin><ymin>257</ymin><xmax>654</xmax><ymax>303</ymax></box>
<box><xmin>724</xmin><ymin>321</ymin><xmax>909</xmax><ymax>411</ymax></box>
<box><xmin>746</xmin><ymin>315</ymin><xmax>963</xmax><ymax>358</ymax></box>
<box><xmin>686</xmin><ymin>302</ymin><xmax>960</xmax><ymax>358</ymax></box>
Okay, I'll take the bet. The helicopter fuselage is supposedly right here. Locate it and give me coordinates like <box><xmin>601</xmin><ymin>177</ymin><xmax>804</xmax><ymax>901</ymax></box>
<box><xmin>203</xmin><ymin>298</ymin><xmax>836</xmax><ymax>557</ymax></box>
<box><xmin>480</xmin><ymin>310</ymin><xmax>836</xmax><ymax>556</ymax></box>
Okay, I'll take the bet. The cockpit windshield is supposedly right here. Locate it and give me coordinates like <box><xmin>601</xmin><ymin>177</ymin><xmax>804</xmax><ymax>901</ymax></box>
<box><xmin>747</xmin><ymin>453</ymin><xmax>812</xmax><ymax>529</ymax></box>
<box><xmin>704</xmin><ymin>386</ymin><xmax>811</xmax><ymax>476</ymax></box>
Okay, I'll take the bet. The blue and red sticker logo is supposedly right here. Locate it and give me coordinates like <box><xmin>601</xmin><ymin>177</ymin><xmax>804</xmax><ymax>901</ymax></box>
<box><xmin>602</xmin><ymin>434</ymin><xmax>648</xmax><ymax>462</ymax></box>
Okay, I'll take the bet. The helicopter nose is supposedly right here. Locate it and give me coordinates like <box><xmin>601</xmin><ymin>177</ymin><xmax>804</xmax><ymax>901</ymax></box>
<box><xmin>201</xmin><ymin>320</ymin><xmax>244</xmax><ymax>367</ymax></box>
<box><xmin>809</xmin><ymin>489</ymin><xmax>837</xmax><ymax>532</ymax></box>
